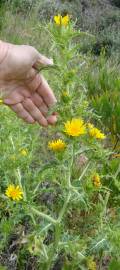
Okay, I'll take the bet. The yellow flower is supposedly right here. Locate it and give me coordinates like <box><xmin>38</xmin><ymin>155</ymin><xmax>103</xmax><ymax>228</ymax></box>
<box><xmin>54</xmin><ymin>14</ymin><xmax>70</xmax><ymax>26</ymax></box>
<box><xmin>62</xmin><ymin>90</ymin><xmax>69</xmax><ymax>97</ymax></box>
<box><xmin>64</xmin><ymin>118</ymin><xmax>86</xmax><ymax>137</ymax></box>
<box><xmin>48</xmin><ymin>139</ymin><xmax>66</xmax><ymax>151</ymax></box>
<box><xmin>54</xmin><ymin>14</ymin><xmax>61</xmax><ymax>25</ymax></box>
<box><xmin>88</xmin><ymin>123</ymin><xmax>106</xmax><ymax>139</ymax></box>
<box><xmin>87</xmin><ymin>256</ymin><xmax>96</xmax><ymax>270</ymax></box>
<box><xmin>0</xmin><ymin>98</ymin><xmax>3</xmax><ymax>105</ymax></box>
<box><xmin>5</xmin><ymin>184</ymin><xmax>23</xmax><ymax>201</ymax></box>
<box><xmin>20</xmin><ymin>149</ymin><xmax>28</xmax><ymax>156</ymax></box>
<box><xmin>92</xmin><ymin>174</ymin><xmax>101</xmax><ymax>188</ymax></box>
<box><xmin>88</xmin><ymin>123</ymin><xmax>94</xmax><ymax>129</ymax></box>
<box><xmin>62</xmin><ymin>14</ymin><xmax>70</xmax><ymax>26</ymax></box>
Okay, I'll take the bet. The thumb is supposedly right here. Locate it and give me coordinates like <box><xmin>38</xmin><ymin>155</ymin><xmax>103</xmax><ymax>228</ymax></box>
<box><xmin>33</xmin><ymin>52</ymin><xmax>53</xmax><ymax>70</ymax></box>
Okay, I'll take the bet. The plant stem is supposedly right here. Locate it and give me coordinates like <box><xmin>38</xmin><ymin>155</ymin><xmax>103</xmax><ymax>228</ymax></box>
<box><xmin>54</xmin><ymin>223</ymin><xmax>61</xmax><ymax>252</ymax></box>
<box><xmin>29</xmin><ymin>213</ymin><xmax>36</xmax><ymax>225</ymax></box>
<box><xmin>10</xmin><ymin>136</ymin><xmax>27</xmax><ymax>201</ymax></box>
<box><xmin>41</xmin><ymin>242</ymin><xmax>48</xmax><ymax>261</ymax></box>
<box><xmin>78</xmin><ymin>161</ymin><xmax>90</xmax><ymax>182</ymax></box>
<box><xmin>16</xmin><ymin>168</ymin><xmax>22</xmax><ymax>189</ymax></box>
<box><xmin>16</xmin><ymin>168</ymin><xmax>27</xmax><ymax>201</ymax></box>
<box><xmin>57</xmin><ymin>192</ymin><xmax>71</xmax><ymax>223</ymax></box>
<box><xmin>44</xmin><ymin>145</ymin><xmax>74</xmax><ymax>270</ymax></box>
<box><xmin>90</xmin><ymin>238</ymin><xmax>106</xmax><ymax>251</ymax></box>
<box><xmin>40</xmin><ymin>223</ymin><xmax>52</xmax><ymax>234</ymax></box>
<box><xmin>31</xmin><ymin>206</ymin><xmax>57</xmax><ymax>225</ymax></box>
<box><xmin>100</xmin><ymin>191</ymin><xmax>110</xmax><ymax>229</ymax></box>
<box><xmin>112</xmin><ymin>136</ymin><xmax>119</xmax><ymax>150</ymax></box>
<box><xmin>10</xmin><ymin>135</ymin><xmax>15</xmax><ymax>151</ymax></box>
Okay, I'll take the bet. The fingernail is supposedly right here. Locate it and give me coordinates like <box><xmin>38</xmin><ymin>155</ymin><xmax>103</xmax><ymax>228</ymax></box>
<box><xmin>46</xmin><ymin>58</ymin><xmax>53</xmax><ymax>65</ymax></box>
<box><xmin>47</xmin><ymin>115</ymin><xmax>57</xmax><ymax>125</ymax></box>
<box><xmin>39</xmin><ymin>120</ymin><xmax>48</xmax><ymax>127</ymax></box>
<box><xmin>53</xmin><ymin>115</ymin><xmax>57</xmax><ymax>122</ymax></box>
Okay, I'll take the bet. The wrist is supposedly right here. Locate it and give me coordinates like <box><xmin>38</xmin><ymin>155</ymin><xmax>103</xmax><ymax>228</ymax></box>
<box><xmin>0</xmin><ymin>40</ymin><xmax>9</xmax><ymax>64</ymax></box>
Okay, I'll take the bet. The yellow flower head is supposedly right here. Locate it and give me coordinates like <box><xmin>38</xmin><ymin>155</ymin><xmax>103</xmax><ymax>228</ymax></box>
<box><xmin>87</xmin><ymin>256</ymin><xmax>96</xmax><ymax>270</ymax></box>
<box><xmin>0</xmin><ymin>99</ymin><xmax>3</xmax><ymax>105</ymax></box>
<box><xmin>64</xmin><ymin>118</ymin><xmax>86</xmax><ymax>137</ymax></box>
<box><xmin>20</xmin><ymin>149</ymin><xmax>28</xmax><ymax>156</ymax></box>
<box><xmin>92</xmin><ymin>174</ymin><xmax>101</xmax><ymax>188</ymax></box>
<box><xmin>62</xmin><ymin>90</ymin><xmax>69</xmax><ymax>97</ymax></box>
<box><xmin>88</xmin><ymin>123</ymin><xmax>106</xmax><ymax>139</ymax></box>
<box><xmin>88</xmin><ymin>123</ymin><xmax>94</xmax><ymax>129</ymax></box>
<box><xmin>5</xmin><ymin>184</ymin><xmax>23</xmax><ymax>201</ymax></box>
<box><xmin>54</xmin><ymin>14</ymin><xmax>70</xmax><ymax>26</ymax></box>
<box><xmin>62</xmin><ymin>14</ymin><xmax>70</xmax><ymax>26</ymax></box>
<box><xmin>48</xmin><ymin>139</ymin><xmax>66</xmax><ymax>151</ymax></box>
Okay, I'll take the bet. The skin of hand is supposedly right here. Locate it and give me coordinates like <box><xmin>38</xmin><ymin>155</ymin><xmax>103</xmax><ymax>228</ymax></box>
<box><xmin>0</xmin><ymin>41</ymin><xmax>57</xmax><ymax>126</ymax></box>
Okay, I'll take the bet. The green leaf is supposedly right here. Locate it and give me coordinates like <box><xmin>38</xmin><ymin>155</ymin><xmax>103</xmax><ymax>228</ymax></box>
<box><xmin>109</xmin><ymin>260</ymin><xmax>120</xmax><ymax>270</ymax></box>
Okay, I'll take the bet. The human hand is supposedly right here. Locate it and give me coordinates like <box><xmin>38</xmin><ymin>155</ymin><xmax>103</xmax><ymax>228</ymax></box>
<box><xmin>0</xmin><ymin>41</ymin><xmax>57</xmax><ymax>126</ymax></box>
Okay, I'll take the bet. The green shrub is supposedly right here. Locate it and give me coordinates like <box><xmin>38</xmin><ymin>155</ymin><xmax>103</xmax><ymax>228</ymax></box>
<box><xmin>0</xmin><ymin>3</ymin><xmax>5</xmax><ymax>31</ymax></box>
<box><xmin>37</xmin><ymin>0</ymin><xmax>83</xmax><ymax>23</ymax></box>
<box><xmin>7</xmin><ymin>0</ymin><xmax>36</xmax><ymax>13</ymax></box>
<box><xmin>91</xmin><ymin>38</ymin><xmax>113</xmax><ymax>56</ymax></box>
<box><xmin>0</xmin><ymin>4</ymin><xmax>120</xmax><ymax>269</ymax></box>
<box><xmin>82</xmin><ymin>54</ymin><xmax>120</xmax><ymax>146</ymax></box>
<box><xmin>36</xmin><ymin>0</ymin><xmax>120</xmax><ymax>56</ymax></box>
<box><xmin>111</xmin><ymin>0</ymin><xmax>120</xmax><ymax>8</ymax></box>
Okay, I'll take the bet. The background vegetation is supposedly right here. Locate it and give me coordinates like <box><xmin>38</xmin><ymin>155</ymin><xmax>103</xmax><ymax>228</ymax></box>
<box><xmin>0</xmin><ymin>1</ymin><xmax>120</xmax><ymax>269</ymax></box>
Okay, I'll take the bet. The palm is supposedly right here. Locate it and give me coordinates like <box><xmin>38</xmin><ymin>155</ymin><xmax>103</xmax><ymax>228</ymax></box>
<box><xmin>0</xmin><ymin>43</ymin><xmax>56</xmax><ymax>126</ymax></box>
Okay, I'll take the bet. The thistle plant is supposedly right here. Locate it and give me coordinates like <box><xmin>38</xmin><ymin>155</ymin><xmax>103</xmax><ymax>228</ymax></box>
<box><xmin>0</xmin><ymin>13</ymin><xmax>120</xmax><ymax>270</ymax></box>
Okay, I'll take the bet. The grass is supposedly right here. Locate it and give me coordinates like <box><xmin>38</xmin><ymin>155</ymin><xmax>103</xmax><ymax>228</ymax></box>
<box><xmin>0</xmin><ymin>2</ymin><xmax>120</xmax><ymax>270</ymax></box>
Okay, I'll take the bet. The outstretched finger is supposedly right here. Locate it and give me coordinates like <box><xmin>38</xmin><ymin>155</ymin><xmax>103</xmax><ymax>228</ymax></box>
<box><xmin>22</xmin><ymin>98</ymin><xmax>48</xmax><ymax>126</ymax></box>
<box><xmin>37</xmin><ymin>74</ymin><xmax>57</xmax><ymax>107</ymax></box>
<box><xmin>31</xmin><ymin>92</ymin><xmax>48</xmax><ymax>116</ymax></box>
<box><xmin>11</xmin><ymin>103</ymin><xmax>35</xmax><ymax>124</ymax></box>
